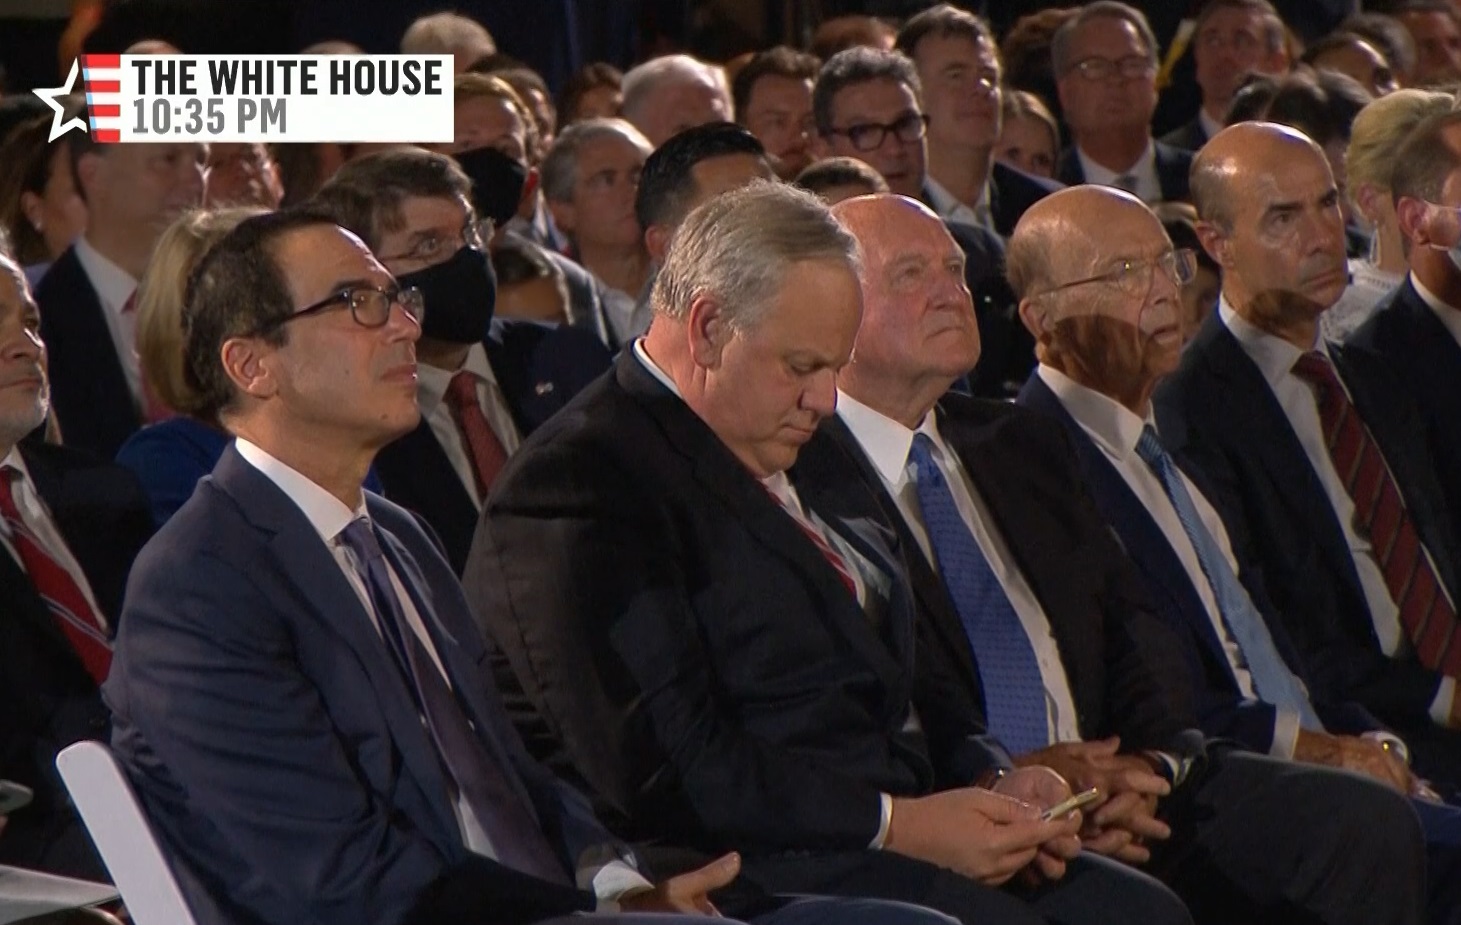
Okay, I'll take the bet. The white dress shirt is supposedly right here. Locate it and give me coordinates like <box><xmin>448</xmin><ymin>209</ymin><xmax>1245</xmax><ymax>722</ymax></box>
<box><xmin>0</xmin><ymin>448</ymin><xmax>107</xmax><ymax>630</ymax></box>
<box><xmin>72</xmin><ymin>235</ymin><xmax>142</xmax><ymax>407</ymax></box>
<box><xmin>234</xmin><ymin>439</ymin><xmax>651</xmax><ymax>902</ymax></box>
<box><xmin>417</xmin><ymin>343</ymin><xmax>522</xmax><ymax>508</ymax></box>
<box><xmin>1217</xmin><ymin>298</ymin><xmax>1456</xmax><ymax>725</ymax></box>
<box><xmin>1036</xmin><ymin>366</ymin><xmax>1302</xmax><ymax>758</ymax></box>
<box><xmin>1075</xmin><ymin>140</ymin><xmax>1162</xmax><ymax>204</ymax></box>
<box><xmin>1410</xmin><ymin>274</ymin><xmax>1461</xmax><ymax>352</ymax></box>
<box><xmin>924</xmin><ymin>175</ymin><xmax>992</xmax><ymax>232</ymax></box>
<box><xmin>837</xmin><ymin>391</ymin><xmax>1081</xmax><ymax>746</ymax></box>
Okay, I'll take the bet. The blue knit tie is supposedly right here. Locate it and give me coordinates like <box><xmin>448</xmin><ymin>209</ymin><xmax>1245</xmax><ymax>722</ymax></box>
<box><xmin>1134</xmin><ymin>426</ymin><xmax>1323</xmax><ymax>730</ymax></box>
<box><xmin>909</xmin><ymin>434</ymin><xmax>1051</xmax><ymax>754</ymax></box>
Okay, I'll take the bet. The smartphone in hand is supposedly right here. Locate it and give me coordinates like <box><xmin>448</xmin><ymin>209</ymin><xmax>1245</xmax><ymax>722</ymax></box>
<box><xmin>1040</xmin><ymin>787</ymin><xmax>1101</xmax><ymax>822</ymax></box>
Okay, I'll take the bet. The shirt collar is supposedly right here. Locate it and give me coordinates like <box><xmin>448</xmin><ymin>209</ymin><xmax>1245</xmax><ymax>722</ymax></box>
<box><xmin>1218</xmin><ymin>293</ymin><xmax>1325</xmax><ymax>388</ymax></box>
<box><xmin>417</xmin><ymin>342</ymin><xmax>497</xmax><ymax>415</ymax></box>
<box><xmin>836</xmin><ymin>390</ymin><xmax>947</xmax><ymax>485</ymax></box>
<box><xmin>234</xmin><ymin>437</ymin><xmax>364</xmax><ymax>544</ymax></box>
<box><xmin>1</xmin><ymin>446</ymin><xmax>29</xmax><ymax>482</ymax></box>
<box><xmin>923</xmin><ymin>175</ymin><xmax>991</xmax><ymax>230</ymax></box>
<box><xmin>631</xmin><ymin>337</ymin><xmax>682</xmax><ymax>398</ymax></box>
<box><xmin>72</xmin><ymin>235</ymin><xmax>137</xmax><ymax>312</ymax></box>
<box><xmin>1075</xmin><ymin>139</ymin><xmax>1157</xmax><ymax>192</ymax></box>
<box><xmin>1035</xmin><ymin>364</ymin><xmax>1148</xmax><ymax>461</ymax></box>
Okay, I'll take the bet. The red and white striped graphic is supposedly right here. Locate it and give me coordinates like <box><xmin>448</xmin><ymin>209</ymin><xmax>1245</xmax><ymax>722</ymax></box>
<box><xmin>81</xmin><ymin>54</ymin><xmax>123</xmax><ymax>142</ymax></box>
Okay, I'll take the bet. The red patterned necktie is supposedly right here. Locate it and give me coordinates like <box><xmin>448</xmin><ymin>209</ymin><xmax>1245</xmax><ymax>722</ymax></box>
<box><xmin>765</xmin><ymin>485</ymin><xmax>858</xmax><ymax>599</ymax></box>
<box><xmin>1291</xmin><ymin>352</ymin><xmax>1461</xmax><ymax>676</ymax></box>
<box><xmin>445</xmin><ymin>372</ymin><xmax>509</xmax><ymax>497</ymax></box>
<box><xmin>0</xmin><ymin>467</ymin><xmax>112</xmax><ymax>684</ymax></box>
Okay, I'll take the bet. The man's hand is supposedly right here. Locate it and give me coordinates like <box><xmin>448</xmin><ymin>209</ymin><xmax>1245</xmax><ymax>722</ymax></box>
<box><xmin>885</xmin><ymin>787</ymin><xmax>1080</xmax><ymax>886</ymax></box>
<box><xmin>1017</xmin><ymin>738</ymin><xmax>1171</xmax><ymax>864</ymax></box>
<box><xmin>992</xmin><ymin>766</ymin><xmax>1082</xmax><ymax>882</ymax></box>
<box><xmin>1294</xmin><ymin>730</ymin><xmax>1412</xmax><ymax>794</ymax></box>
<box><xmin>620</xmin><ymin>852</ymin><xmax>740</xmax><ymax>916</ymax></box>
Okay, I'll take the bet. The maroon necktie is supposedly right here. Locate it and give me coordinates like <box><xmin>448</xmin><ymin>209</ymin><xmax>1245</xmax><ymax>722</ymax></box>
<box><xmin>766</xmin><ymin>485</ymin><xmax>858</xmax><ymax>599</ymax></box>
<box><xmin>1291</xmin><ymin>352</ymin><xmax>1461</xmax><ymax>676</ymax></box>
<box><xmin>0</xmin><ymin>468</ymin><xmax>112</xmax><ymax>684</ymax></box>
<box><xmin>445</xmin><ymin>372</ymin><xmax>509</xmax><ymax>497</ymax></box>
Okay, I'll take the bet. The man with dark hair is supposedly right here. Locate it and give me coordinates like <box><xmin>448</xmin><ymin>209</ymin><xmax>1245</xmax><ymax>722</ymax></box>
<box><xmin>1394</xmin><ymin>1</ymin><xmax>1461</xmax><ymax>86</ymax></box>
<box><xmin>1351</xmin><ymin>108</ymin><xmax>1461</xmax><ymax>575</ymax></box>
<box><xmin>1052</xmin><ymin>2</ymin><xmax>1194</xmax><ymax>205</ymax></box>
<box><xmin>733</xmin><ymin>46</ymin><xmax>819</xmax><ymax>179</ymax></box>
<box><xmin>1162</xmin><ymin>0</ymin><xmax>1289</xmax><ymax>152</ymax></box>
<box><xmin>309</xmin><ymin>147</ymin><xmax>611</xmax><ymax>574</ymax></box>
<box><xmin>895</xmin><ymin>4</ymin><xmax>1060</xmax><ymax>238</ymax></box>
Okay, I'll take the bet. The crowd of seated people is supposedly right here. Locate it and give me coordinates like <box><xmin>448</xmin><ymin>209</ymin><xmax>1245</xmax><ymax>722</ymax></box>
<box><xmin>2</xmin><ymin>2</ymin><xmax>1461</xmax><ymax>924</ymax></box>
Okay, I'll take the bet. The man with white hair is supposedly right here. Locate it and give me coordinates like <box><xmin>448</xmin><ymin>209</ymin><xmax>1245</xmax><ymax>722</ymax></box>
<box><xmin>400</xmin><ymin>10</ymin><xmax>496</xmax><ymax>75</ymax></box>
<box><xmin>621</xmin><ymin>54</ymin><xmax>732</xmax><ymax>148</ymax></box>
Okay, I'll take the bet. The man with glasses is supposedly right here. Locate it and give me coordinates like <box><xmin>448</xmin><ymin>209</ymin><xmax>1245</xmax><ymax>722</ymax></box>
<box><xmin>1157</xmin><ymin>120</ymin><xmax>1461</xmax><ymax>802</ymax></box>
<box><xmin>309</xmin><ymin>147</ymin><xmax>611</xmax><ymax>574</ymax></box>
<box><xmin>791</xmin><ymin>190</ymin><xmax>1429</xmax><ymax>925</ymax></box>
<box><xmin>1052</xmin><ymin>3</ymin><xmax>1194</xmax><ymax>206</ymax></box>
<box><xmin>1161</xmin><ymin>0</ymin><xmax>1289</xmax><ymax>153</ymax></box>
<box><xmin>811</xmin><ymin>46</ymin><xmax>1035</xmax><ymax>397</ymax></box>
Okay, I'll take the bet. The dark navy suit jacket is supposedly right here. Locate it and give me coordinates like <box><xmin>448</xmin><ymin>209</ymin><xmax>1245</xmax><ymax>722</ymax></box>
<box><xmin>1017</xmin><ymin>373</ymin><xmax>1382</xmax><ymax>753</ymax></box>
<box><xmin>1056</xmin><ymin>142</ymin><xmax>1195</xmax><ymax>204</ymax></box>
<box><xmin>374</xmin><ymin>319</ymin><xmax>612</xmax><ymax>575</ymax></box>
<box><xmin>106</xmin><ymin>446</ymin><xmax>623</xmax><ymax>925</ymax></box>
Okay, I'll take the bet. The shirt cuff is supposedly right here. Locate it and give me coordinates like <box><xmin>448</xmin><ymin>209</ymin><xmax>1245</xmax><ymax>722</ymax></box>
<box><xmin>1430</xmin><ymin>676</ymin><xmax>1456</xmax><ymax>728</ymax></box>
<box><xmin>869</xmin><ymin>792</ymin><xmax>893</xmax><ymax>849</ymax></box>
<box><xmin>1269</xmin><ymin>708</ymin><xmax>1301</xmax><ymax>760</ymax></box>
<box><xmin>580</xmin><ymin>850</ymin><xmax>654</xmax><ymax>907</ymax></box>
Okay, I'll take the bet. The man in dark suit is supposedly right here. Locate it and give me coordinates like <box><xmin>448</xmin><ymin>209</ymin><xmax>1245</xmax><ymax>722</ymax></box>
<box><xmin>893</xmin><ymin>5</ymin><xmax>1062</xmax><ymax>240</ymax></box>
<box><xmin>34</xmin><ymin>129</ymin><xmax>205</xmax><ymax>459</ymax></box>
<box><xmin>1350</xmin><ymin>109</ymin><xmax>1461</xmax><ymax>552</ymax></box>
<box><xmin>0</xmin><ymin>253</ymin><xmax>152</xmax><ymax>880</ymax></box>
<box><xmin>1157</xmin><ymin>120</ymin><xmax>1461</xmax><ymax>795</ymax></box>
<box><xmin>795</xmin><ymin>190</ymin><xmax>1426</xmax><ymax>925</ymax></box>
<box><xmin>309</xmin><ymin>148</ymin><xmax>612</xmax><ymax>574</ymax></box>
<box><xmin>810</xmin><ymin>47</ymin><xmax>1037</xmax><ymax>396</ymax></box>
<box><xmin>467</xmin><ymin>182</ymin><xmax>1196</xmax><ymax>925</ymax></box>
<box><xmin>1052</xmin><ymin>3</ymin><xmax>1194</xmax><ymax>205</ymax></box>
<box><xmin>105</xmin><ymin>208</ymin><xmax>948</xmax><ymax>925</ymax></box>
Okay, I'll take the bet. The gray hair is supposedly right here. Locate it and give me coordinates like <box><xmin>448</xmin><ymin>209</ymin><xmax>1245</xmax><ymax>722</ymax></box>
<box><xmin>652</xmin><ymin>180</ymin><xmax>860</xmax><ymax>330</ymax></box>
<box><xmin>1051</xmin><ymin>1</ymin><xmax>1159</xmax><ymax>76</ymax></box>
<box><xmin>622</xmin><ymin>54</ymin><xmax>729</xmax><ymax>122</ymax></box>
<box><xmin>540</xmin><ymin>117</ymin><xmax>652</xmax><ymax>204</ymax></box>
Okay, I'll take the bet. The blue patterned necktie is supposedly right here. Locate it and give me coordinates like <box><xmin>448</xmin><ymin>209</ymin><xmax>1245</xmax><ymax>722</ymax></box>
<box><xmin>908</xmin><ymin>434</ymin><xmax>1051</xmax><ymax>754</ymax></box>
<box><xmin>1134</xmin><ymin>426</ymin><xmax>1323</xmax><ymax>730</ymax></box>
<box><xmin>337</xmin><ymin>518</ymin><xmax>571</xmax><ymax>884</ymax></box>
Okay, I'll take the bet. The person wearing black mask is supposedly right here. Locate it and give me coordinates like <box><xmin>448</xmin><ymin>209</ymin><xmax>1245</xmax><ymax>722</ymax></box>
<box><xmin>309</xmin><ymin>147</ymin><xmax>613</xmax><ymax>573</ymax></box>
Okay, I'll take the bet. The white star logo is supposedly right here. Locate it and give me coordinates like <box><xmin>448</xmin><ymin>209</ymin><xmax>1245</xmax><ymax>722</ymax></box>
<box><xmin>33</xmin><ymin>60</ymin><xmax>90</xmax><ymax>142</ymax></box>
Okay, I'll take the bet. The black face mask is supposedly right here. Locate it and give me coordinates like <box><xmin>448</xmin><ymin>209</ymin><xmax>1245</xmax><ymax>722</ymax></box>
<box><xmin>397</xmin><ymin>245</ymin><xmax>497</xmax><ymax>345</ymax></box>
<box><xmin>453</xmin><ymin>146</ymin><xmax>529</xmax><ymax>227</ymax></box>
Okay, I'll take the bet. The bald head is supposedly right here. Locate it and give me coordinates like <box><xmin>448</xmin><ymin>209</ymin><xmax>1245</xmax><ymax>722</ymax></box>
<box><xmin>1191</xmin><ymin>121</ymin><xmax>1326</xmax><ymax>231</ymax></box>
<box><xmin>1007</xmin><ymin>185</ymin><xmax>1154</xmax><ymax>302</ymax></box>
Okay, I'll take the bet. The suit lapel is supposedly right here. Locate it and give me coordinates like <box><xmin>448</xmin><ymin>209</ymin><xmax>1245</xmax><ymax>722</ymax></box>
<box><xmin>211</xmin><ymin>448</ymin><xmax>462</xmax><ymax>846</ymax></box>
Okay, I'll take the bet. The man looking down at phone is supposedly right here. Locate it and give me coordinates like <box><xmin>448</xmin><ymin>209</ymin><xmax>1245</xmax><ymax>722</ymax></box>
<box><xmin>789</xmin><ymin>192</ymin><xmax>1429</xmax><ymax>925</ymax></box>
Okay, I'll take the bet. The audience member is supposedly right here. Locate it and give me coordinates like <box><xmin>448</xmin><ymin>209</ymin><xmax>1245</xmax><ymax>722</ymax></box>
<box><xmin>1222</xmin><ymin>72</ymin><xmax>1281</xmax><ymax>124</ymax></box>
<box><xmin>896</xmin><ymin>5</ymin><xmax>1061</xmax><ymax>236</ymax></box>
<box><xmin>621</xmin><ymin>55</ymin><xmax>732</xmax><ymax>149</ymax></box>
<box><xmin>1157</xmin><ymin>121</ymin><xmax>1461</xmax><ymax>798</ymax></box>
<box><xmin>542</xmin><ymin>118</ymin><xmax>654</xmax><ymax>343</ymax></box>
<box><xmin>1302</xmin><ymin>32</ymin><xmax>1400</xmax><ymax>98</ymax></box>
<box><xmin>300</xmin><ymin>39</ymin><xmax>365</xmax><ymax>55</ymax></box>
<box><xmin>492</xmin><ymin>236</ymin><xmax>571</xmax><ymax>325</ymax></box>
<box><xmin>1352</xmin><ymin>108</ymin><xmax>1461</xmax><ymax>561</ymax></box>
<box><xmin>1152</xmin><ymin>201</ymin><xmax>1222</xmax><ymax>341</ymax></box>
<box><xmin>1327</xmin><ymin>88</ymin><xmax>1452</xmax><ymax>341</ymax></box>
<box><xmin>105</xmin><ymin>206</ymin><xmax>937</xmax><ymax>925</ymax></box>
<box><xmin>0</xmin><ymin>249</ymin><xmax>152</xmax><ymax>881</ymax></box>
<box><xmin>466</xmin><ymin>180</ymin><xmax>1194</xmax><ymax>925</ymax></box>
<box><xmin>810</xmin><ymin>14</ymin><xmax>897</xmax><ymax>61</ymax></box>
<box><xmin>114</xmin><ymin>207</ymin><xmax>266</xmax><ymax>526</ymax></box>
<box><xmin>1161</xmin><ymin>0</ymin><xmax>1289</xmax><ymax>152</ymax></box>
<box><xmin>485</xmin><ymin>65</ymin><xmax>559</xmax><ymax>154</ymax></box>
<box><xmin>1394</xmin><ymin>1</ymin><xmax>1461</xmax><ymax>86</ymax></box>
<box><xmin>0</xmin><ymin>114</ymin><xmax>87</xmax><ymax>287</ymax></box>
<box><xmin>35</xmin><ymin>123</ymin><xmax>205</xmax><ymax>459</ymax></box>
<box><xmin>269</xmin><ymin>141</ymin><xmax>349</xmax><ymax>208</ymax></box>
<box><xmin>559</xmin><ymin>63</ymin><xmax>624</xmax><ymax>125</ymax></box>
<box><xmin>400</xmin><ymin>10</ymin><xmax>496</xmax><ymax>76</ymax></box>
<box><xmin>999</xmin><ymin>9</ymin><xmax>1082</xmax><ymax>130</ymax></box>
<box><xmin>204</xmin><ymin>143</ymin><xmax>284</xmax><ymax>209</ymax></box>
<box><xmin>995</xmin><ymin>91</ymin><xmax>1060</xmax><ymax>181</ymax></box>
<box><xmin>1341</xmin><ymin>13</ymin><xmax>1418</xmax><ymax>86</ymax></box>
<box><xmin>794</xmin><ymin>156</ymin><xmax>890</xmax><ymax>204</ymax></box>
<box><xmin>311</xmin><ymin>148</ymin><xmax>610</xmax><ymax>573</ymax></box>
<box><xmin>1053</xmin><ymin>3</ymin><xmax>1194</xmax><ymax>205</ymax></box>
<box><xmin>733</xmin><ymin>46</ymin><xmax>819</xmax><ymax>179</ymax></box>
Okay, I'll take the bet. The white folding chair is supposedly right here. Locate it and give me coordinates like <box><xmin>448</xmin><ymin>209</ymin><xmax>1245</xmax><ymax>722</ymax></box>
<box><xmin>55</xmin><ymin>741</ymin><xmax>198</xmax><ymax>925</ymax></box>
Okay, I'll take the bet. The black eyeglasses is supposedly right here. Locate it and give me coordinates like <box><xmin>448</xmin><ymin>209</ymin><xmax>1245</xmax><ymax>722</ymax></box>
<box><xmin>1067</xmin><ymin>55</ymin><xmax>1156</xmax><ymax>82</ymax></box>
<box><xmin>256</xmin><ymin>285</ymin><xmax>425</xmax><ymax>335</ymax></box>
<box><xmin>825</xmin><ymin>112</ymin><xmax>929</xmax><ymax>153</ymax></box>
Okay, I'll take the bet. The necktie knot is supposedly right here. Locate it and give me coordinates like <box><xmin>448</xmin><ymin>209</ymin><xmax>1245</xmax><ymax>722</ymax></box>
<box><xmin>908</xmin><ymin>433</ymin><xmax>939</xmax><ymax>483</ymax></box>
<box><xmin>1134</xmin><ymin>425</ymin><xmax>1169</xmax><ymax>470</ymax></box>
<box><xmin>446</xmin><ymin>371</ymin><xmax>479</xmax><ymax>409</ymax></box>
<box><xmin>1291</xmin><ymin>350</ymin><xmax>1341</xmax><ymax>394</ymax></box>
<box><xmin>338</xmin><ymin>517</ymin><xmax>384</xmax><ymax>564</ymax></box>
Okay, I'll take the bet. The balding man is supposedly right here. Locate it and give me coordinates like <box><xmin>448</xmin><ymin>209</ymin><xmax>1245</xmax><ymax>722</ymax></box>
<box><xmin>621</xmin><ymin>55</ymin><xmax>732</xmax><ymax>149</ymax></box>
<box><xmin>793</xmin><ymin>190</ymin><xmax>1425</xmax><ymax>925</ymax></box>
<box><xmin>1155</xmin><ymin>121</ymin><xmax>1461</xmax><ymax>799</ymax></box>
